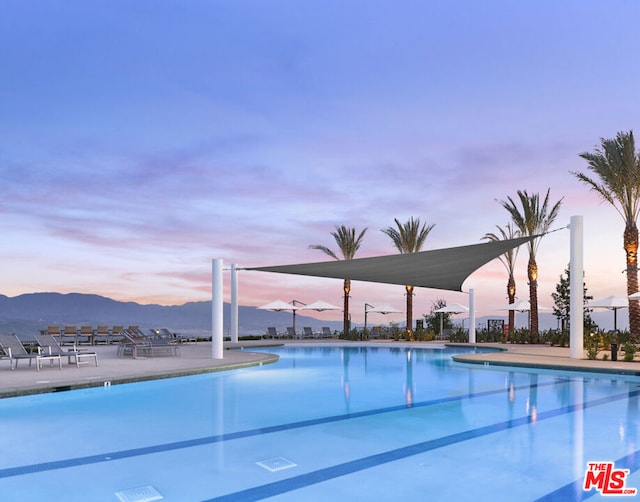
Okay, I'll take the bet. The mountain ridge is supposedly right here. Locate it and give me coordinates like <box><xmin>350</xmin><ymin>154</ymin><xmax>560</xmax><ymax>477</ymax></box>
<box><xmin>0</xmin><ymin>292</ymin><xmax>342</xmax><ymax>337</ymax></box>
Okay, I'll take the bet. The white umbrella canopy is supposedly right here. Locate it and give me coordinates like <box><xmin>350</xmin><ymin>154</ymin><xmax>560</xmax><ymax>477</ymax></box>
<box><xmin>495</xmin><ymin>301</ymin><xmax>551</xmax><ymax>330</ymax></box>
<box><xmin>629</xmin><ymin>291</ymin><xmax>640</xmax><ymax>300</ymax></box>
<box><xmin>586</xmin><ymin>295</ymin><xmax>629</xmax><ymax>331</ymax></box>
<box><xmin>257</xmin><ymin>300</ymin><xmax>299</xmax><ymax>311</ymax></box>
<box><xmin>301</xmin><ymin>300</ymin><xmax>342</xmax><ymax>312</ymax></box>
<box><xmin>367</xmin><ymin>304</ymin><xmax>402</xmax><ymax>314</ymax></box>
<box><xmin>258</xmin><ymin>300</ymin><xmax>301</xmax><ymax>332</ymax></box>
<box><xmin>364</xmin><ymin>304</ymin><xmax>402</xmax><ymax>332</ymax></box>
<box><xmin>433</xmin><ymin>303</ymin><xmax>469</xmax><ymax>336</ymax></box>
<box><xmin>433</xmin><ymin>303</ymin><xmax>469</xmax><ymax>314</ymax></box>
<box><xmin>495</xmin><ymin>300</ymin><xmax>533</xmax><ymax>312</ymax></box>
<box><xmin>586</xmin><ymin>295</ymin><xmax>629</xmax><ymax>309</ymax></box>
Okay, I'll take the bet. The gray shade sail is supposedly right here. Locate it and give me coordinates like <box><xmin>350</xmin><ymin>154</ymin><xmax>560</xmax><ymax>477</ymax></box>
<box><xmin>247</xmin><ymin>235</ymin><xmax>536</xmax><ymax>291</ymax></box>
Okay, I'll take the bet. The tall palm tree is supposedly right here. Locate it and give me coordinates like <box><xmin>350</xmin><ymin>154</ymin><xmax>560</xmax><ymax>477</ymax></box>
<box><xmin>309</xmin><ymin>225</ymin><xmax>368</xmax><ymax>336</ymax></box>
<box><xmin>572</xmin><ymin>130</ymin><xmax>640</xmax><ymax>335</ymax></box>
<box><xmin>498</xmin><ymin>189</ymin><xmax>562</xmax><ymax>335</ymax></box>
<box><xmin>381</xmin><ymin>217</ymin><xmax>435</xmax><ymax>340</ymax></box>
<box><xmin>482</xmin><ymin>223</ymin><xmax>521</xmax><ymax>339</ymax></box>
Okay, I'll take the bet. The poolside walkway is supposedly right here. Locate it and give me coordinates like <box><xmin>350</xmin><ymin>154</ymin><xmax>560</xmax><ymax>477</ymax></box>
<box><xmin>1</xmin><ymin>340</ymin><xmax>639</xmax><ymax>398</ymax></box>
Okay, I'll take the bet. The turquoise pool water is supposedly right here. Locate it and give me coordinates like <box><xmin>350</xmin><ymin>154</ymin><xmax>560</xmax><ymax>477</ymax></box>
<box><xmin>0</xmin><ymin>345</ymin><xmax>638</xmax><ymax>501</ymax></box>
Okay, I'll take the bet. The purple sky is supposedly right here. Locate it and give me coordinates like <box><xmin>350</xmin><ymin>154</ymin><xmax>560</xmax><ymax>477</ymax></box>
<box><xmin>1</xmin><ymin>1</ymin><xmax>639</xmax><ymax>329</ymax></box>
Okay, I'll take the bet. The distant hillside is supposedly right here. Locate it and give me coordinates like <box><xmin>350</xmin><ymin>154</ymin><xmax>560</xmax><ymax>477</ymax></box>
<box><xmin>0</xmin><ymin>292</ymin><xmax>342</xmax><ymax>337</ymax></box>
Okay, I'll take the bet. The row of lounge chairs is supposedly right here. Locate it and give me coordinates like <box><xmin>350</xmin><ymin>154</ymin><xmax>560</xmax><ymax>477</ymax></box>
<box><xmin>266</xmin><ymin>327</ymin><xmax>335</xmax><ymax>339</ymax></box>
<box><xmin>0</xmin><ymin>333</ymin><xmax>98</xmax><ymax>371</ymax></box>
<box><xmin>42</xmin><ymin>325</ymin><xmax>127</xmax><ymax>345</ymax></box>
<box><xmin>43</xmin><ymin>325</ymin><xmax>197</xmax><ymax>346</ymax></box>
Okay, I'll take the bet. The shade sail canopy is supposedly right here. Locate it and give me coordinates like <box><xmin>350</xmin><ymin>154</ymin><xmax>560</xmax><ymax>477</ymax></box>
<box><xmin>248</xmin><ymin>235</ymin><xmax>536</xmax><ymax>291</ymax></box>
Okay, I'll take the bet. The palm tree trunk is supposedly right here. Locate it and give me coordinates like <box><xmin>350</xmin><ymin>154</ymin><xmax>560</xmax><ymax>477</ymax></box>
<box><xmin>624</xmin><ymin>223</ymin><xmax>640</xmax><ymax>336</ymax></box>
<box><xmin>343</xmin><ymin>279</ymin><xmax>351</xmax><ymax>336</ymax></box>
<box><xmin>405</xmin><ymin>285</ymin><xmax>414</xmax><ymax>341</ymax></box>
<box><xmin>528</xmin><ymin>256</ymin><xmax>538</xmax><ymax>335</ymax></box>
<box><xmin>507</xmin><ymin>275</ymin><xmax>516</xmax><ymax>340</ymax></box>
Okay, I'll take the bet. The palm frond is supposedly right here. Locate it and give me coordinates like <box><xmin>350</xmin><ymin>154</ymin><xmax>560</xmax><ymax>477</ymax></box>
<box><xmin>381</xmin><ymin>216</ymin><xmax>435</xmax><ymax>254</ymax></box>
<box><xmin>310</xmin><ymin>225</ymin><xmax>368</xmax><ymax>261</ymax></box>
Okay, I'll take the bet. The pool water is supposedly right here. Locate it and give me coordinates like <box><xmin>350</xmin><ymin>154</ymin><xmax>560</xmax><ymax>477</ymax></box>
<box><xmin>0</xmin><ymin>345</ymin><xmax>638</xmax><ymax>501</ymax></box>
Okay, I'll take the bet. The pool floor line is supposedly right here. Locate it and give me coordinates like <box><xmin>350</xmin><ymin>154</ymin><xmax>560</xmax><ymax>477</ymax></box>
<box><xmin>0</xmin><ymin>378</ymin><xmax>568</xmax><ymax>479</ymax></box>
<box><xmin>203</xmin><ymin>389</ymin><xmax>640</xmax><ymax>502</ymax></box>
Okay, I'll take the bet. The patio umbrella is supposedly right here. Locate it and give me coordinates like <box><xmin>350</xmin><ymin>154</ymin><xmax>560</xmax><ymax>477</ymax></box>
<box><xmin>433</xmin><ymin>303</ymin><xmax>469</xmax><ymax>336</ymax></box>
<box><xmin>495</xmin><ymin>300</ymin><xmax>533</xmax><ymax>312</ymax></box>
<box><xmin>495</xmin><ymin>301</ymin><xmax>551</xmax><ymax>329</ymax></box>
<box><xmin>258</xmin><ymin>300</ymin><xmax>301</xmax><ymax>331</ymax></box>
<box><xmin>586</xmin><ymin>295</ymin><xmax>628</xmax><ymax>331</ymax></box>
<box><xmin>300</xmin><ymin>300</ymin><xmax>342</xmax><ymax>312</ymax></box>
<box><xmin>364</xmin><ymin>304</ymin><xmax>402</xmax><ymax>331</ymax></box>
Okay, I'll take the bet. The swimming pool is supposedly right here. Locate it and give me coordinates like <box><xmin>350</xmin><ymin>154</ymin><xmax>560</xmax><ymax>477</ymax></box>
<box><xmin>0</xmin><ymin>344</ymin><xmax>638</xmax><ymax>501</ymax></box>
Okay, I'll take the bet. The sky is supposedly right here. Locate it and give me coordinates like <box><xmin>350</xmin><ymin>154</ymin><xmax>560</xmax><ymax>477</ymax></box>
<box><xmin>1</xmin><ymin>0</ymin><xmax>639</xmax><ymax>331</ymax></box>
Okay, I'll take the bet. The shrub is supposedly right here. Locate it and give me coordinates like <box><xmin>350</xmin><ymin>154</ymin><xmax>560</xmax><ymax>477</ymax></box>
<box><xmin>623</xmin><ymin>342</ymin><xmax>637</xmax><ymax>362</ymax></box>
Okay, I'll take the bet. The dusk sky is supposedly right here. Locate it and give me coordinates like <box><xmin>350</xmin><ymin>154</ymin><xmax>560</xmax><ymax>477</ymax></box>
<box><xmin>1</xmin><ymin>1</ymin><xmax>639</xmax><ymax>330</ymax></box>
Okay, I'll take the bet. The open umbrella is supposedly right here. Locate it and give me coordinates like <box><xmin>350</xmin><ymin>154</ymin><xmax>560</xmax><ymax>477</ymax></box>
<box><xmin>364</xmin><ymin>303</ymin><xmax>402</xmax><ymax>331</ymax></box>
<box><xmin>495</xmin><ymin>300</ymin><xmax>533</xmax><ymax>312</ymax></box>
<box><xmin>258</xmin><ymin>300</ymin><xmax>301</xmax><ymax>332</ymax></box>
<box><xmin>495</xmin><ymin>301</ymin><xmax>551</xmax><ymax>329</ymax></box>
<box><xmin>433</xmin><ymin>303</ymin><xmax>469</xmax><ymax>336</ymax></box>
<box><xmin>586</xmin><ymin>295</ymin><xmax>628</xmax><ymax>331</ymax></box>
<box><xmin>300</xmin><ymin>300</ymin><xmax>342</xmax><ymax>312</ymax></box>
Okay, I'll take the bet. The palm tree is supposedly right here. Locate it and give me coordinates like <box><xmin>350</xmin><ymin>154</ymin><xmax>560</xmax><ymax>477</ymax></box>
<box><xmin>482</xmin><ymin>223</ymin><xmax>521</xmax><ymax>339</ymax></box>
<box><xmin>572</xmin><ymin>130</ymin><xmax>640</xmax><ymax>335</ymax></box>
<box><xmin>381</xmin><ymin>217</ymin><xmax>435</xmax><ymax>340</ymax></box>
<box><xmin>309</xmin><ymin>225</ymin><xmax>368</xmax><ymax>336</ymax></box>
<box><xmin>498</xmin><ymin>189</ymin><xmax>563</xmax><ymax>335</ymax></box>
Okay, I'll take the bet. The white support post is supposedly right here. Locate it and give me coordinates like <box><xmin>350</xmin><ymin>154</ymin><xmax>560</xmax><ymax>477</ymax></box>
<box><xmin>230</xmin><ymin>263</ymin><xmax>239</xmax><ymax>343</ymax></box>
<box><xmin>469</xmin><ymin>288</ymin><xmax>476</xmax><ymax>343</ymax></box>
<box><xmin>570</xmin><ymin>216</ymin><xmax>584</xmax><ymax>359</ymax></box>
<box><xmin>212</xmin><ymin>258</ymin><xmax>224</xmax><ymax>359</ymax></box>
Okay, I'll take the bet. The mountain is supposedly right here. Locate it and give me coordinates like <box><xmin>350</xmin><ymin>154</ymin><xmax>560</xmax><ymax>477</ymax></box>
<box><xmin>0</xmin><ymin>292</ymin><xmax>342</xmax><ymax>337</ymax></box>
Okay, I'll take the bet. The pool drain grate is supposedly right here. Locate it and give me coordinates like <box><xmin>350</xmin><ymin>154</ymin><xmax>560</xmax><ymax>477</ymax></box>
<box><xmin>256</xmin><ymin>456</ymin><xmax>297</xmax><ymax>472</ymax></box>
<box><xmin>115</xmin><ymin>485</ymin><xmax>163</xmax><ymax>502</ymax></box>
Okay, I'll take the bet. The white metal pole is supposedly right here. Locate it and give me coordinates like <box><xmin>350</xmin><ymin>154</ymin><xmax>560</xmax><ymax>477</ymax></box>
<box><xmin>469</xmin><ymin>288</ymin><xmax>476</xmax><ymax>343</ymax></box>
<box><xmin>230</xmin><ymin>263</ymin><xmax>239</xmax><ymax>343</ymax></box>
<box><xmin>570</xmin><ymin>216</ymin><xmax>584</xmax><ymax>359</ymax></box>
<box><xmin>212</xmin><ymin>258</ymin><xmax>224</xmax><ymax>359</ymax></box>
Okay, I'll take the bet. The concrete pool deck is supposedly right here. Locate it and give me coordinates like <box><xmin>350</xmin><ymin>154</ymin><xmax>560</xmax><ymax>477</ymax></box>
<box><xmin>1</xmin><ymin>340</ymin><xmax>639</xmax><ymax>398</ymax></box>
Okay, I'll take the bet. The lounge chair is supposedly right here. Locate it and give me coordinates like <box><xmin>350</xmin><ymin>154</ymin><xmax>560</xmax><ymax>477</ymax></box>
<box><xmin>78</xmin><ymin>325</ymin><xmax>94</xmax><ymax>345</ymax></box>
<box><xmin>119</xmin><ymin>329</ymin><xmax>180</xmax><ymax>358</ymax></box>
<box><xmin>117</xmin><ymin>329</ymin><xmax>150</xmax><ymax>358</ymax></box>
<box><xmin>93</xmin><ymin>325</ymin><xmax>110</xmax><ymax>345</ymax></box>
<box><xmin>266</xmin><ymin>327</ymin><xmax>278</xmax><ymax>339</ymax></box>
<box><xmin>303</xmin><ymin>327</ymin><xmax>315</xmax><ymax>339</ymax></box>
<box><xmin>35</xmin><ymin>334</ymin><xmax>98</xmax><ymax>367</ymax></box>
<box><xmin>0</xmin><ymin>334</ymin><xmax>62</xmax><ymax>371</ymax></box>
<box><xmin>110</xmin><ymin>326</ymin><xmax>125</xmax><ymax>345</ymax></box>
<box><xmin>159</xmin><ymin>327</ymin><xmax>195</xmax><ymax>344</ymax></box>
<box><xmin>321</xmin><ymin>327</ymin><xmax>333</xmax><ymax>338</ymax></box>
<box><xmin>47</xmin><ymin>325</ymin><xmax>62</xmax><ymax>341</ymax></box>
<box><xmin>61</xmin><ymin>325</ymin><xmax>78</xmax><ymax>345</ymax></box>
<box><xmin>286</xmin><ymin>327</ymin><xmax>297</xmax><ymax>339</ymax></box>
